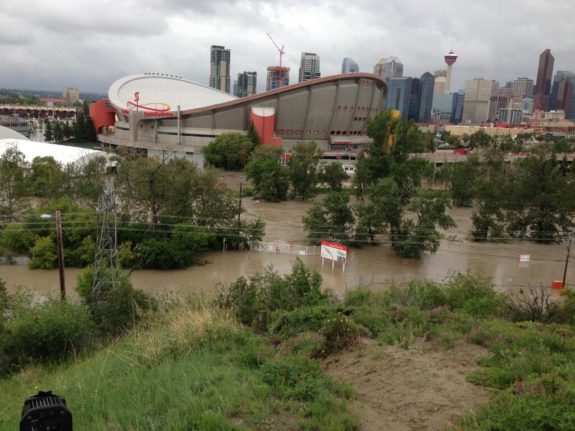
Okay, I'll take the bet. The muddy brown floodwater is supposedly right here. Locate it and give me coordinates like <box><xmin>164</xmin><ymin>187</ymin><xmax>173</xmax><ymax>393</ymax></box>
<box><xmin>1</xmin><ymin>197</ymin><xmax>573</xmax><ymax>299</ymax></box>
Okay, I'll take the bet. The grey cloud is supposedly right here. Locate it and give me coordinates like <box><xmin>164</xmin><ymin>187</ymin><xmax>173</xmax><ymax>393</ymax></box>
<box><xmin>0</xmin><ymin>0</ymin><xmax>573</xmax><ymax>93</ymax></box>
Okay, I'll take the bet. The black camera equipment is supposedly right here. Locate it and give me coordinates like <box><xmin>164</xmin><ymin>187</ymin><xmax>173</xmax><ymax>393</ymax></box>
<box><xmin>20</xmin><ymin>391</ymin><xmax>73</xmax><ymax>431</ymax></box>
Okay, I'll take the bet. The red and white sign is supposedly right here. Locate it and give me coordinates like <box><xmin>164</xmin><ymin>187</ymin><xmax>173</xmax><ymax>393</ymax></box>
<box><xmin>320</xmin><ymin>241</ymin><xmax>348</xmax><ymax>263</ymax></box>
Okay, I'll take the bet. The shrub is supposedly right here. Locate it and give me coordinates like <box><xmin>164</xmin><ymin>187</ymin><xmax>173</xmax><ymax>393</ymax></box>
<box><xmin>77</xmin><ymin>265</ymin><xmax>155</xmax><ymax>336</ymax></box>
<box><xmin>29</xmin><ymin>236</ymin><xmax>57</xmax><ymax>269</ymax></box>
<box><xmin>1</xmin><ymin>299</ymin><xmax>95</xmax><ymax>373</ymax></box>
<box><xmin>507</xmin><ymin>286</ymin><xmax>564</xmax><ymax>323</ymax></box>
<box><xmin>444</xmin><ymin>273</ymin><xmax>505</xmax><ymax>317</ymax></box>
<box><xmin>217</xmin><ymin>259</ymin><xmax>331</xmax><ymax>327</ymax></box>
<box><xmin>0</xmin><ymin>222</ymin><xmax>37</xmax><ymax>254</ymax></box>
<box><xmin>317</xmin><ymin>314</ymin><xmax>361</xmax><ymax>357</ymax></box>
<box><xmin>261</xmin><ymin>357</ymin><xmax>325</xmax><ymax>401</ymax></box>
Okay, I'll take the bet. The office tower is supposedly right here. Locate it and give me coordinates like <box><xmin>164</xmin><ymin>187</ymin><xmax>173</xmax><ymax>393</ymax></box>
<box><xmin>385</xmin><ymin>77</ymin><xmax>412</xmax><ymax>120</ymax></box>
<box><xmin>408</xmin><ymin>78</ymin><xmax>421</xmax><ymax>121</ymax></box>
<box><xmin>341</xmin><ymin>57</ymin><xmax>359</xmax><ymax>73</ymax></box>
<box><xmin>498</xmin><ymin>108</ymin><xmax>524</xmax><ymax>124</ymax></box>
<box><xmin>452</xmin><ymin>91</ymin><xmax>465</xmax><ymax>124</ymax></box>
<box><xmin>432</xmin><ymin>93</ymin><xmax>455</xmax><ymax>122</ymax></box>
<box><xmin>462</xmin><ymin>78</ymin><xmax>492</xmax><ymax>124</ymax></box>
<box><xmin>299</xmin><ymin>52</ymin><xmax>321</xmax><ymax>82</ymax></box>
<box><xmin>555</xmin><ymin>78</ymin><xmax>574</xmax><ymax>118</ymax></box>
<box><xmin>373</xmin><ymin>57</ymin><xmax>403</xmax><ymax>79</ymax></box>
<box><xmin>210</xmin><ymin>45</ymin><xmax>231</xmax><ymax>93</ymax></box>
<box><xmin>235</xmin><ymin>71</ymin><xmax>257</xmax><ymax>97</ymax></box>
<box><xmin>550</xmin><ymin>71</ymin><xmax>575</xmax><ymax>110</ymax></box>
<box><xmin>266</xmin><ymin>66</ymin><xmax>290</xmax><ymax>90</ymax></box>
<box><xmin>512</xmin><ymin>78</ymin><xmax>534</xmax><ymax>100</ymax></box>
<box><xmin>489</xmin><ymin>87</ymin><xmax>513</xmax><ymax>122</ymax></box>
<box><xmin>418</xmin><ymin>72</ymin><xmax>435</xmax><ymax>122</ymax></box>
<box><xmin>63</xmin><ymin>88</ymin><xmax>80</xmax><ymax>105</ymax></box>
<box><xmin>444</xmin><ymin>50</ymin><xmax>458</xmax><ymax>93</ymax></box>
<box><xmin>534</xmin><ymin>49</ymin><xmax>554</xmax><ymax>111</ymax></box>
<box><xmin>433</xmin><ymin>69</ymin><xmax>447</xmax><ymax>95</ymax></box>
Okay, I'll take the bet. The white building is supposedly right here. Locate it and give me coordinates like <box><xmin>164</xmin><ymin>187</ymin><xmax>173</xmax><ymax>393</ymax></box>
<box><xmin>462</xmin><ymin>78</ymin><xmax>492</xmax><ymax>124</ymax></box>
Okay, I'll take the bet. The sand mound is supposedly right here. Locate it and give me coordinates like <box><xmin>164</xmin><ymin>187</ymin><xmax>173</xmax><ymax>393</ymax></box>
<box><xmin>325</xmin><ymin>339</ymin><xmax>488</xmax><ymax>431</ymax></box>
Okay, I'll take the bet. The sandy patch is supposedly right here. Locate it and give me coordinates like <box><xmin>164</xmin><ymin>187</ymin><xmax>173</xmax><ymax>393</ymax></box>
<box><xmin>325</xmin><ymin>339</ymin><xmax>489</xmax><ymax>431</ymax></box>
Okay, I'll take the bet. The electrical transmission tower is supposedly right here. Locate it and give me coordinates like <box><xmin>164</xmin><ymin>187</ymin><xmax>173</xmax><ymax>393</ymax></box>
<box><xmin>92</xmin><ymin>177</ymin><xmax>118</xmax><ymax>299</ymax></box>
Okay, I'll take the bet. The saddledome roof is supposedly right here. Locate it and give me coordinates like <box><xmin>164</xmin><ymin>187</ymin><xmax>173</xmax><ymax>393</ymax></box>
<box><xmin>108</xmin><ymin>73</ymin><xmax>238</xmax><ymax>114</ymax></box>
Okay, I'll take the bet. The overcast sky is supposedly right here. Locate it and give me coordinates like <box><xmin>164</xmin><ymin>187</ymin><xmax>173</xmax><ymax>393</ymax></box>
<box><xmin>1</xmin><ymin>0</ymin><xmax>573</xmax><ymax>94</ymax></box>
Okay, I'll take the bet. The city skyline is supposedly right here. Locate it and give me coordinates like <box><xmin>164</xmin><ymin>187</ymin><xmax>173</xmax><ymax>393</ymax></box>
<box><xmin>0</xmin><ymin>0</ymin><xmax>573</xmax><ymax>93</ymax></box>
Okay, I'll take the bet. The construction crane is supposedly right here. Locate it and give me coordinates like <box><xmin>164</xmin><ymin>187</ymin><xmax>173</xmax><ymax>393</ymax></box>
<box><xmin>266</xmin><ymin>33</ymin><xmax>285</xmax><ymax>67</ymax></box>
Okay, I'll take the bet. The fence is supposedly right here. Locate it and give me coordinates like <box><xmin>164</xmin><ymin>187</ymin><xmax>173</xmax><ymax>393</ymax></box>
<box><xmin>249</xmin><ymin>241</ymin><xmax>321</xmax><ymax>257</ymax></box>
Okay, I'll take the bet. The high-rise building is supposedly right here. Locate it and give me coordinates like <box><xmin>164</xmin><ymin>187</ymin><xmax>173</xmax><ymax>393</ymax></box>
<box><xmin>462</xmin><ymin>78</ymin><xmax>492</xmax><ymax>124</ymax></box>
<box><xmin>385</xmin><ymin>77</ymin><xmax>412</xmax><ymax>120</ymax></box>
<box><xmin>550</xmin><ymin>71</ymin><xmax>575</xmax><ymax>110</ymax></box>
<box><xmin>210</xmin><ymin>45</ymin><xmax>231</xmax><ymax>93</ymax></box>
<box><xmin>341</xmin><ymin>57</ymin><xmax>359</xmax><ymax>73</ymax></box>
<box><xmin>408</xmin><ymin>78</ymin><xmax>421</xmax><ymax>121</ymax></box>
<box><xmin>299</xmin><ymin>52</ymin><xmax>321</xmax><ymax>82</ymax></box>
<box><xmin>432</xmin><ymin>93</ymin><xmax>455</xmax><ymax>122</ymax></box>
<box><xmin>444</xmin><ymin>50</ymin><xmax>458</xmax><ymax>94</ymax></box>
<box><xmin>433</xmin><ymin>69</ymin><xmax>447</xmax><ymax>95</ymax></box>
<box><xmin>418</xmin><ymin>72</ymin><xmax>435</xmax><ymax>123</ymax></box>
<box><xmin>512</xmin><ymin>78</ymin><xmax>534</xmax><ymax>100</ymax></box>
<box><xmin>266</xmin><ymin>66</ymin><xmax>290</xmax><ymax>90</ymax></box>
<box><xmin>534</xmin><ymin>49</ymin><xmax>554</xmax><ymax>111</ymax></box>
<box><xmin>235</xmin><ymin>71</ymin><xmax>257</xmax><ymax>97</ymax></box>
<box><xmin>555</xmin><ymin>78</ymin><xmax>574</xmax><ymax>119</ymax></box>
<box><xmin>373</xmin><ymin>57</ymin><xmax>403</xmax><ymax>80</ymax></box>
<box><xmin>452</xmin><ymin>91</ymin><xmax>465</xmax><ymax>124</ymax></box>
<box><xmin>489</xmin><ymin>87</ymin><xmax>513</xmax><ymax>122</ymax></box>
<box><xmin>498</xmin><ymin>108</ymin><xmax>524</xmax><ymax>125</ymax></box>
<box><xmin>63</xmin><ymin>87</ymin><xmax>80</xmax><ymax>105</ymax></box>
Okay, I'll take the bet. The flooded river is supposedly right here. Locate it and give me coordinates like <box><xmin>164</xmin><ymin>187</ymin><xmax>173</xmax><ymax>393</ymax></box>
<box><xmin>1</xmin><ymin>198</ymin><xmax>573</xmax><ymax>299</ymax></box>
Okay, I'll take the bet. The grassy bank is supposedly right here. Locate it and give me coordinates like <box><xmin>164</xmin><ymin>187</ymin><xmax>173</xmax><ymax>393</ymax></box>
<box><xmin>2</xmin><ymin>262</ymin><xmax>575</xmax><ymax>430</ymax></box>
<box><xmin>0</xmin><ymin>304</ymin><xmax>357</xmax><ymax>430</ymax></box>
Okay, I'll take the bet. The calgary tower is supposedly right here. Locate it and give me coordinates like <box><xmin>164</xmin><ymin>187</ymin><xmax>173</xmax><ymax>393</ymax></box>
<box><xmin>444</xmin><ymin>50</ymin><xmax>458</xmax><ymax>93</ymax></box>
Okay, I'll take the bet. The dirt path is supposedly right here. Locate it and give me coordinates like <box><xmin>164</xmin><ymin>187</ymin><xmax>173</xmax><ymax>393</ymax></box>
<box><xmin>325</xmin><ymin>339</ymin><xmax>488</xmax><ymax>431</ymax></box>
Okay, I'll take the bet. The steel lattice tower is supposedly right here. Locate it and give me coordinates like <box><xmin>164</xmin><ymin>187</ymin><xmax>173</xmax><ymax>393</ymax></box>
<box><xmin>92</xmin><ymin>177</ymin><xmax>118</xmax><ymax>299</ymax></box>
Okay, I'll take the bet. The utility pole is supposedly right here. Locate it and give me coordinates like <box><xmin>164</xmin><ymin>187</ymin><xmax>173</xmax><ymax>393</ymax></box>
<box><xmin>562</xmin><ymin>237</ymin><xmax>572</xmax><ymax>288</ymax></box>
<box><xmin>55</xmin><ymin>210</ymin><xmax>66</xmax><ymax>301</ymax></box>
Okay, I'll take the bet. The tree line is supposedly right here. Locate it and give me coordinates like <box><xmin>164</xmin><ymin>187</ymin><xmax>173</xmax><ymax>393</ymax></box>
<box><xmin>43</xmin><ymin>101</ymin><xmax>98</xmax><ymax>144</ymax></box>
<box><xmin>0</xmin><ymin>150</ymin><xmax>263</xmax><ymax>270</ymax></box>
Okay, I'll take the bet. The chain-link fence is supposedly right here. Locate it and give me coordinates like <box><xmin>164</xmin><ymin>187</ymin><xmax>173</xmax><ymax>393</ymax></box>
<box><xmin>249</xmin><ymin>241</ymin><xmax>320</xmax><ymax>257</ymax></box>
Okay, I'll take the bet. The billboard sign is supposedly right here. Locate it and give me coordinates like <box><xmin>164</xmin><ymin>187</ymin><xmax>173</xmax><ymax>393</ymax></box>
<box><xmin>320</xmin><ymin>241</ymin><xmax>348</xmax><ymax>263</ymax></box>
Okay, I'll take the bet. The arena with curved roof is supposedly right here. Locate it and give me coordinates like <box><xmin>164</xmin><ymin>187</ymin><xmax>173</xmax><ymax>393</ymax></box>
<box><xmin>97</xmin><ymin>73</ymin><xmax>387</xmax><ymax>163</ymax></box>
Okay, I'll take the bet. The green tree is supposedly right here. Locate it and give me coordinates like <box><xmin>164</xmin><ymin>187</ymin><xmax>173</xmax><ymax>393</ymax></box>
<box><xmin>303</xmin><ymin>191</ymin><xmax>355</xmax><ymax>244</ymax></box>
<box><xmin>289</xmin><ymin>141</ymin><xmax>323</xmax><ymax>200</ymax></box>
<box><xmin>29</xmin><ymin>156</ymin><xmax>65</xmax><ymax>197</ymax></box>
<box><xmin>469</xmin><ymin>130</ymin><xmax>492</xmax><ymax>149</ymax></box>
<box><xmin>246</xmin><ymin>146</ymin><xmax>289</xmax><ymax>202</ymax></box>
<box><xmin>62</xmin><ymin>122</ymin><xmax>73</xmax><ymax>141</ymax></box>
<box><xmin>44</xmin><ymin>119</ymin><xmax>53</xmax><ymax>142</ymax></box>
<box><xmin>0</xmin><ymin>148</ymin><xmax>26</xmax><ymax>218</ymax></box>
<box><xmin>76</xmin><ymin>265</ymin><xmax>154</xmax><ymax>335</ymax></box>
<box><xmin>471</xmin><ymin>149</ymin><xmax>508</xmax><ymax>241</ymax></box>
<box><xmin>247</xmin><ymin>122</ymin><xmax>261</xmax><ymax>147</ymax></box>
<box><xmin>355</xmin><ymin>110</ymin><xmax>427</xmax><ymax>195</ymax></box>
<box><xmin>29</xmin><ymin>236</ymin><xmax>57</xmax><ymax>269</ymax></box>
<box><xmin>506</xmin><ymin>150</ymin><xmax>575</xmax><ymax>242</ymax></box>
<box><xmin>74</xmin><ymin>112</ymin><xmax>86</xmax><ymax>142</ymax></box>
<box><xmin>319</xmin><ymin>162</ymin><xmax>349</xmax><ymax>191</ymax></box>
<box><xmin>391</xmin><ymin>191</ymin><xmax>455</xmax><ymax>258</ymax></box>
<box><xmin>0</xmin><ymin>222</ymin><xmax>38</xmax><ymax>254</ymax></box>
<box><xmin>354</xmin><ymin>178</ymin><xmax>403</xmax><ymax>244</ymax></box>
<box><xmin>444</xmin><ymin>155</ymin><xmax>481</xmax><ymax>207</ymax></box>
<box><xmin>203</xmin><ymin>133</ymin><xmax>254</xmax><ymax>170</ymax></box>
<box><xmin>84</xmin><ymin>115</ymin><xmax>98</xmax><ymax>142</ymax></box>
<box><xmin>53</xmin><ymin>121</ymin><xmax>64</xmax><ymax>143</ymax></box>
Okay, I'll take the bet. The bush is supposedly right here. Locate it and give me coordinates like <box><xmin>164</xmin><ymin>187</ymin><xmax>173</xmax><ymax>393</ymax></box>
<box><xmin>77</xmin><ymin>265</ymin><xmax>155</xmax><ymax>335</ymax></box>
<box><xmin>261</xmin><ymin>356</ymin><xmax>325</xmax><ymax>401</ymax></box>
<box><xmin>444</xmin><ymin>273</ymin><xmax>505</xmax><ymax>317</ymax></box>
<box><xmin>0</xmin><ymin>299</ymin><xmax>95</xmax><ymax>373</ymax></box>
<box><xmin>0</xmin><ymin>222</ymin><xmax>37</xmax><ymax>254</ymax></box>
<box><xmin>217</xmin><ymin>259</ymin><xmax>331</xmax><ymax>327</ymax></box>
<box><xmin>29</xmin><ymin>236</ymin><xmax>57</xmax><ymax>269</ymax></box>
<box><xmin>317</xmin><ymin>314</ymin><xmax>361</xmax><ymax>357</ymax></box>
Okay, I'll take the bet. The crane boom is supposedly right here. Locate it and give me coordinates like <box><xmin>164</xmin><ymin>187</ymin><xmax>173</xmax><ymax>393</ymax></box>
<box><xmin>266</xmin><ymin>33</ymin><xmax>285</xmax><ymax>67</ymax></box>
